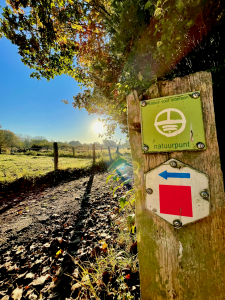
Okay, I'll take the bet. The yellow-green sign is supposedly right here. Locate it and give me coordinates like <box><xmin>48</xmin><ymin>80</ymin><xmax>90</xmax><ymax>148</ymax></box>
<box><xmin>140</xmin><ymin>91</ymin><xmax>206</xmax><ymax>153</ymax></box>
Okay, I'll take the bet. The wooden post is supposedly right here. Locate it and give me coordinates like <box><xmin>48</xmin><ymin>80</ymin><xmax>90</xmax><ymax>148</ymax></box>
<box><xmin>108</xmin><ymin>146</ymin><xmax>112</xmax><ymax>161</ymax></box>
<box><xmin>127</xmin><ymin>72</ymin><xmax>225</xmax><ymax>300</ymax></box>
<box><xmin>73</xmin><ymin>147</ymin><xmax>75</xmax><ymax>157</ymax></box>
<box><xmin>53</xmin><ymin>142</ymin><xmax>58</xmax><ymax>171</ymax></box>
<box><xmin>93</xmin><ymin>143</ymin><xmax>96</xmax><ymax>165</ymax></box>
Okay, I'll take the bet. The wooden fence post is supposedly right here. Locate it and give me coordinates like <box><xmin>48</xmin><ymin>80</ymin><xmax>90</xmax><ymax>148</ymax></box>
<box><xmin>93</xmin><ymin>143</ymin><xmax>96</xmax><ymax>165</ymax></box>
<box><xmin>127</xmin><ymin>71</ymin><xmax>225</xmax><ymax>300</ymax></box>
<box><xmin>73</xmin><ymin>147</ymin><xmax>75</xmax><ymax>157</ymax></box>
<box><xmin>108</xmin><ymin>146</ymin><xmax>112</xmax><ymax>161</ymax></box>
<box><xmin>53</xmin><ymin>142</ymin><xmax>58</xmax><ymax>171</ymax></box>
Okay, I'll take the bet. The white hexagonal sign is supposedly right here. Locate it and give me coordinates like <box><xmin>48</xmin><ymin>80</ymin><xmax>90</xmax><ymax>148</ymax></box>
<box><xmin>145</xmin><ymin>158</ymin><xmax>210</xmax><ymax>228</ymax></box>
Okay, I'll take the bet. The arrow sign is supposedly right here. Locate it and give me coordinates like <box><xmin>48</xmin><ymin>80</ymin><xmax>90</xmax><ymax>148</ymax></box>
<box><xmin>159</xmin><ymin>170</ymin><xmax>190</xmax><ymax>180</ymax></box>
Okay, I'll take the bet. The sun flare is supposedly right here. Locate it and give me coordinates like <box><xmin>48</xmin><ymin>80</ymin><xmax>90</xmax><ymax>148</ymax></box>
<box><xmin>93</xmin><ymin>122</ymin><xmax>104</xmax><ymax>134</ymax></box>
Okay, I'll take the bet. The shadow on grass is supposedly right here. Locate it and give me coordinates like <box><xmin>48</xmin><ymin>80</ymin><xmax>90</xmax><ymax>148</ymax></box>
<box><xmin>0</xmin><ymin>153</ymin><xmax>130</xmax><ymax>213</ymax></box>
<box><xmin>0</xmin><ymin>160</ymin><xmax>109</xmax><ymax>214</ymax></box>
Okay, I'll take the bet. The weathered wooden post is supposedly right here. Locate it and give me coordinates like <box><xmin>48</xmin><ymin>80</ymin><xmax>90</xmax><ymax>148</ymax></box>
<box><xmin>53</xmin><ymin>142</ymin><xmax>58</xmax><ymax>171</ymax></box>
<box><xmin>93</xmin><ymin>143</ymin><xmax>96</xmax><ymax>165</ymax></box>
<box><xmin>127</xmin><ymin>72</ymin><xmax>225</xmax><ymax>300</ymax></box>
<box><xmin>73</xmin><ymin>147</ymin><xmax>75</xmax><ymax>157</ymax></box>
<box><xmin>108</xmin><ymin>146</ymin><xmax>112</xmax><ymax>161</ymax></box>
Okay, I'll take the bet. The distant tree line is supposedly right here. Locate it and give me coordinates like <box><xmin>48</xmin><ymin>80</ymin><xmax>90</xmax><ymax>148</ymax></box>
<box><xmin>0</xmin><ymin>128</ymin><xmax>130</xmax><ymax>154</ymax></box>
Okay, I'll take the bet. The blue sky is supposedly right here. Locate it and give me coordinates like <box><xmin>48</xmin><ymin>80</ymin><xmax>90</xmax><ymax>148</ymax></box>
<box><xmin>0</xmin><ymin>1</ymin><xmax>126</xmax><ymax>144</ymax></box>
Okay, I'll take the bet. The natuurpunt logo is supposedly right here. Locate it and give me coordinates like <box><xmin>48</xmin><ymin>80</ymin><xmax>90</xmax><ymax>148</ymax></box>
<box><xmin>154</xmin><ymin>108</ymin><xmax>186</xmax><ymax>137</ymax></box>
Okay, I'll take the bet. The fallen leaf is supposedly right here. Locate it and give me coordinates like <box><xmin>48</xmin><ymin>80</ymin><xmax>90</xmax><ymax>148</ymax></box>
<box><xmin>28</xmin><ymin>293</ymin><xmax>38</xmax><ymax>300</ymax></box>
<box><xmin>7</xmin><ymin>264</ymin><xmax>17</xmax><ymax>271</ymax></box>
<box><xmin>52</xmin><ymin>277</ymin><xmax>58</xmax><ymax>283</ymax></box>
<box><xmin>25</xmin><ymin>273</ymin><xmax>35</xmax><ymax>279</ymax></box>
<box><xmin>71</xmin><ymin>283</ymin><xmax>81</xmax><ymax>291</ymax></box>
<box><xmin>55</xmin><ymin>249</ymin><xmax>63</xmax><ymax>258</ymax></box>
<box><xmin>16</xmin><ymin>246</ymin><xmax>25</xmax><ymax>254</ymax></box>
<box><xmin>41</xmin><ymin>266</ymin><xmax>50</xmax><ymax>274</ymax></box>
<box><xmin>72</xmin><ymin>268</ymin><xmax>79</xmax><ymax>278</ymax></box>
<box><xmin>41</xmin><ymin>282</ymin><xmax>55</xmax><ymax>293</ymax></box>
<box><xmin>30</xmin><ymin>244</ymin><xmax>37</xmax><ymax>251</ymax></box>
<box><xmin>11</xmin><ymin>287</ymin><xmax>23</xmax><ymax>300</ymax></box>
<box><xmin>102</xmin><ymin>242</ymin><xmax>108</xmax><ymax>250</ymax></box>
<box><xmin>42</xmin><ymin>243</ymin><xmax>50</xmax><ymax>249</ymax></box>
<box><xmin>31</xmin><ymin>274</ymin><xmax>50</xmax><ymax>286</ymax></box>
<box><xmin>17</xmin><ymin>272</ymin><xmax>27</xmax><ymax>279</ymax></box>
<box><xmin>82</xmin><ymin>274</ymin><xmax>90</xmax><ymax>284</ymax></box>
<box><xmin>25</xmin><ymin>289</ymin><xmax>34</xmax><ymax>297</ymax></box>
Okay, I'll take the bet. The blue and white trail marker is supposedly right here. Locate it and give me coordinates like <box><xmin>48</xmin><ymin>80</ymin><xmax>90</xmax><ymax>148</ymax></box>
<box><xmin>159</xmin><ymin>170</ymin><xmax>190</xmax><ymax>180</ymax></box>
<box><xmin>145</xmin><ymin>158</ymin><xmax>210</xmax><ymax>227</ymax></box>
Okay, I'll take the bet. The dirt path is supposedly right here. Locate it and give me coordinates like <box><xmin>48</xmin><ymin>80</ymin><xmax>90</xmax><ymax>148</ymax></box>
<box><xmin>0</xmin><ymin>167</ymin><xmax>140</xmax><ymax>299</ymax></box>
<box><xmin>0</xmin><ymin>173</ymin><xmax>108</xmax><ymax>247</ymax></box>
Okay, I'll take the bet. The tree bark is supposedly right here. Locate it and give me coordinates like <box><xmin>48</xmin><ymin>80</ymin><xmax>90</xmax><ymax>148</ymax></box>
<box><xmin>127</xmin><ymin>71</ymin><xmax>225</xmax><ymax>300</ymax></box>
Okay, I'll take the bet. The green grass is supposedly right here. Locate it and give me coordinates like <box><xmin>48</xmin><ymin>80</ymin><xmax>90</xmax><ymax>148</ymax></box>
<box><xmin>19</xmin><ymin>148</ymin><xmax>131</xmax><ymax>158</ymax></box>
<box><xmin>0</xmin><ymin>154</ymin><xmax>93</xmax><ymax>183</ymax></box>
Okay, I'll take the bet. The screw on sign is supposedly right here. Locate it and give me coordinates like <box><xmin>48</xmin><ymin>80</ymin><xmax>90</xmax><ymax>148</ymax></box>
<box><xmin>145</xmin><ymin>158</ymin><xmax>210</xmax><ymax>227</ymax></box>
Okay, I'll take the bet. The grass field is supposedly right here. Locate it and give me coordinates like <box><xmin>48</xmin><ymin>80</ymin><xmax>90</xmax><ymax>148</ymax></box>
<box><xmin>24</xmin><ymin>148</ymin><xmax>131</xmax><ymax>158</ymax></box>
<box><xmin>0</xmin><ymin>146</ymin><xmax>132</xmax><ymax>186</ymax></box>
<box><xmin>0</xmin><ymin>154</ymin><xmax>93</xmax><ymax>183</ymax></box>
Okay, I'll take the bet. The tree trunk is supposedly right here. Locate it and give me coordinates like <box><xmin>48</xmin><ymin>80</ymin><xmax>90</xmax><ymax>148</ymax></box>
<box><xmin>127</xmin><ymin>71</ymin><xmax>225</xmax><ymax>300</ymax></box>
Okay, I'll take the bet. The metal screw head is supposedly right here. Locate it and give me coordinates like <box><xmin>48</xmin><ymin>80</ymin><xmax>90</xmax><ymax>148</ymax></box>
<box><xmin>200</xmin><ymin>191</ymin><xmax>209</xmax><ymax>200</ymax></box>
<box><xmin>173</xmin><ymin>219</ymin><xmax>182</xmax><ymax>228</ymax></box>
<box><xmin>192</xmin><ymin>92</ymin><xmax>200</xmax><ymax>98</ymax></box>
<box><xmin>196</xmin><ymin>142</ymin><xmax>205</xmax><ymax>149</ymax></box>
<box><xmin>141</xmin><ymin>100</ymin><xmax>147</xmax><ymax>107</ymax></box>
<box><xmin>143</xmin><ymin>145</ymin><xmax>149</xmax><ymax>151</ymax></box>
<box><xmin>170</xmin><ymin>161</ymin><xmax>177</xmax><ymax>168</ymax></box>
<box><xmin>152</xmin><ymin>208</ymin><xmax>157</xmax><ymax>212</ymax></box>
<box><xmin>146</xmin><ymin>188</ymin><xmax>153</xmax><ymax>195</ymax></box>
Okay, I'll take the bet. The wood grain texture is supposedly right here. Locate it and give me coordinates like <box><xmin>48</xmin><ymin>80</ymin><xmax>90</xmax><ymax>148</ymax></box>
<box><xmin>127</xmin><ymin>72</ymin><xmax>225</xmax><ymax>300</ymax></box>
